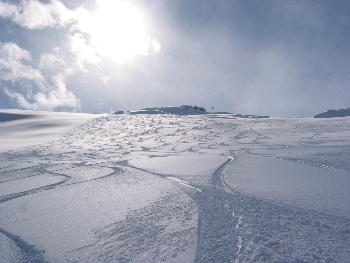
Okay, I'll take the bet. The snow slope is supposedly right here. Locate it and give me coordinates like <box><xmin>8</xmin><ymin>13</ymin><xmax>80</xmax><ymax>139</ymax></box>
<box><xmin>1</xmin><ymin>111</ymin><xmax>350</xmax><ymax>262</ymax></box>
<box><xmin>0</xmin><ymin>109</ymin><xmax>98</xmax><ymax>152</ymax></box>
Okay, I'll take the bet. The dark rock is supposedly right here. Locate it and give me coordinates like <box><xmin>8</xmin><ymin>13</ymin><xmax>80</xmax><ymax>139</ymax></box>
<box><xmin>314</xmin><ymin>108</ymin><xmax>350</xmax><ymax>118</ymax></box>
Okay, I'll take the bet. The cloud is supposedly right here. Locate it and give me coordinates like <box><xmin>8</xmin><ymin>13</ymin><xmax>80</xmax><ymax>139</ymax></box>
<box><xmin>69</xmin><ymin>33</ymin><xmax>101</xmax><ymax>70</ymax></box>
<box><xmin>4</xmin><ymin>75</ymin><xmax>79</xmax><ymax>111</ymax></box>
<box><xmin>0</xmin><ymin>2</ymin><xmax>83</xmax><ymax>110</ymax></box>
<box><xmin>0</xmin><ymin>0</ymin><xmax>161</xmax><ymax>64</ymax></box>
<box><xmin>0</xmin><ymin>42</ymin><xmax>80</xmax><ymax>110</ymax></box>
<box><xmin>0</xmin><ymin>42</ymin><xmax>44</xmax><ymax>82</ymax></box>
<box><xmin>0</xmin><ymin>0</ymin><xmax>72</xmax><ymax>29</ymax></box>
<box><xmin>38</xmin><ymin>48</ymin><xmax>74</xmax><ymax>75</ymax></box>
<box><xmin>31</xmin><ymin>74</ymin><xmax>80</xmax><ymax>109</ymax></box>
<box><xmin>0</xmin><ymin>1</ymin><xmax>18</xmax><ymax>19</ymax></box>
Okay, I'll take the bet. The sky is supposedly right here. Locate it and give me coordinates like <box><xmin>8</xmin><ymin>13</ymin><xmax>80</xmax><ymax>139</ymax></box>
<box><xmin>0</xmin><ymin>0</ymin><xmax>349</xmax><ymax>116</ymax></box>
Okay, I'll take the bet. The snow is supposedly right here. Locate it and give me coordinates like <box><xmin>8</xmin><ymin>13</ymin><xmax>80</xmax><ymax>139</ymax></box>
<box><xmin>0</xmin><ymin>173</ymin><xmax>66</xmax><ymax>196</ymax></box>
<box><xmin>0</xmin><ymin>109</ymin><xmax>98</xmax><ymax>152</ymax></box>
<box><xmin>130</xmin><ymin>155</ymin><xmax>226</xmax><ymax>175</ymax></box>
<box><xmin>1</xmin><ymin>110</ymin><xmax>350</xmax><ymax>262</ymax></box>
<box><xmin>0</xmin><ymin>170</ymin><xmax>198</xmax><ymax>262</ymax></box>
<box><xmin>223</xmin><ymin>154</ymin><xmax>350</xmax><ymax>218</ymax></box>
<box><xmin>0</xmin><ymin>233</ymin><xmax>26</xmax><ymax>263</ymax></box>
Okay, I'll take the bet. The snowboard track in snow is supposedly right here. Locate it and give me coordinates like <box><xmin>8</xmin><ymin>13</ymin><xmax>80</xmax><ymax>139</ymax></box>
<box><xmin>192</xmin><ymin>156</ymin><xmax>350</xmax><ymax>263</ymax></box>
<box><xmin>126</xmin><ymin>156</ymin><xmax>350</xmax><ymax>262</ymax></box>
<box><xmin>0</xmin><ymin>168</ymin><xmax>122</xmax><ymax>204</ymax></box>
<box><xmin>0</xmin><ymin>227</ymin><xmax>48</xmax><ymax>263</ymax></box>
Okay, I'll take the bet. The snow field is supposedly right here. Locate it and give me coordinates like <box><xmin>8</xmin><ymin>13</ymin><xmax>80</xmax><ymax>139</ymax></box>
<box><xmin>0</xmin><ymin>110</ymin><xmax>350</xmax><ymax>262</ymax></box>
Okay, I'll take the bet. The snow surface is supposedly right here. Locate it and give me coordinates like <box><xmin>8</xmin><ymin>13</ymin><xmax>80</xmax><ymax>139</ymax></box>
<box><xmin>223</xmin><ymin>154</ymin><xmax>350</xmax><ymax>218</ymax></box>
<box><xmin>1</xmin><ymin>110</ymin><xmax>350</xmax><ymax>262</ymax></box>
<box><xmin>0</xmin><ymin>109</ymin><xmax>98</xmax><ymax>152</ymax></box>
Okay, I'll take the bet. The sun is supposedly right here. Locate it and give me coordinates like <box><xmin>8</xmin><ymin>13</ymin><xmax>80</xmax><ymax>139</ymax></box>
<box><xmin>76</xmin><ymin>0</ymin><xmax>160</xmax><ymax>64</ymax></box>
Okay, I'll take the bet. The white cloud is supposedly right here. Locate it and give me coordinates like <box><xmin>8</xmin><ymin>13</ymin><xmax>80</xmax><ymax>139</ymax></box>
<box><xmin>69</xmin><ymin>33</ymin><xmax>101</xmax><ymax>70</ymax></box>
<box><xmin>151</xmin><ymin>39</ymin><xmax>161</xmax><ymax>53</ymax></box>
<box><xmin>0</xmin><ymin>1</ymin><xmax>161</xmax><ymax>111</ymax></box>
<box><xmin>0</xmin><ymin>0</ymin><xmax>161</xmax><ymax>65</ymax></box>
<box><xmin>0</xmin><ymin>0</ymin><xmax>73</xmax><ymax>29</ymax></box>
<box><xmin>32</xmin><ymin>74</ymin><xmax>80</xmax><ymax>109</ymax></box>
<box><xmin>4</xmin><ymin>89</ymin><xmax>34</xmax><ymax>109</ymax></box>
<box><xmin>0</xmin><ymin>2</ymin><xmax>18</xmax><ymax>19</ymax></box>
<box><xmin>0</xmin><ymin>42</ymin><xmax>80</xmax><ymax>110</ymax></box>
<box><xmin>0</xmin><ymin>41</ymin><xmax>31</xmax><ymax>60</ymax></box>
<box><xmin>4</xmin><ymin>75</ymin><xmax>80</xmax><ymax>111</ymax></box>
<box><xmin>0</xmin><ymin>42</ymin><xmax>44</xmax><ymax>82</ymax></box>
<box><xmin>38</xmin><ymin>48</ymin><xmax>74</xmax><ymax>75</ymax></box>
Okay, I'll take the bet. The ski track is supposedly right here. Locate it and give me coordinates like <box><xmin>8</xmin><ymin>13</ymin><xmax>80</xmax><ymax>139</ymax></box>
<box><xmin>0</xmin><ymin>227</ymin><xmax>48</xmax><ymax>263</ymax></box>
<box><xmin>1</xmin><ymin>114</ymin><xmax>350</xmax><ymax>262</ymax></box>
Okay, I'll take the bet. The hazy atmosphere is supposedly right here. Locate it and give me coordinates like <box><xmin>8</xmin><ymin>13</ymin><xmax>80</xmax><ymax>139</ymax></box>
<box><xmin>0</xmin><ymin>0</ymin><xmax>349</xmax><ymax>116</ymax></box>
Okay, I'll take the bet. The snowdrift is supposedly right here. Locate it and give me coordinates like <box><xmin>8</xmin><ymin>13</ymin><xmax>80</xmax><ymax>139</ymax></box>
<box><xmin>0</xmin><ymin>112</ymin><xmax>36</xmax><ymax>122</ymax></box>
<box><xmin>0</xmin><ymin>109</ymin><xmax>97</xmax><ymax>152</ymax></box>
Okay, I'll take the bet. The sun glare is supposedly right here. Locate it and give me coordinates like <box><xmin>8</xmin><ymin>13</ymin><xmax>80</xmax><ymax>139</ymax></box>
<box><xmin>77</xmin><ymin>0</ymin><xmax>159</xmax><ymax>63</ymax></box>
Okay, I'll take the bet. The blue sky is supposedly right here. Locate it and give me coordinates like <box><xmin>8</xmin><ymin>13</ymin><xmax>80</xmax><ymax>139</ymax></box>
<box><xmin>0</xmin><ymin>0</ymin><xmax>349</xmax><ymax>116</ymax></box>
